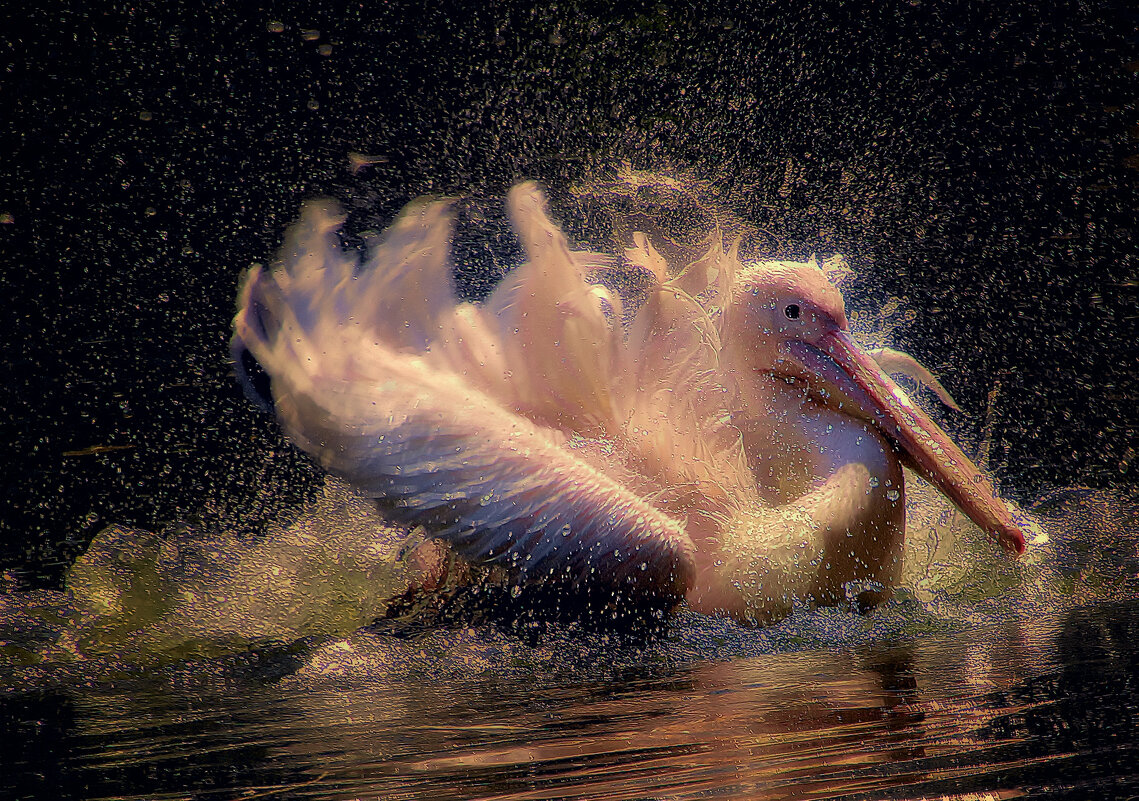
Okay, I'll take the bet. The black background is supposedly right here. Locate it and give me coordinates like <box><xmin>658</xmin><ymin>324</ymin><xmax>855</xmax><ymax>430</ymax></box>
<box><xmin>3</xmin><ymin>1</ymin><xmax>1136</xmax><ymax>587</ymax></box>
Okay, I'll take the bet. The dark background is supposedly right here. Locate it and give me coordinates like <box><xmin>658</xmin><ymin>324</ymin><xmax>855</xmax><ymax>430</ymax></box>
<box><xmin>3</xmin><ymin>1</ymin><xmax>1136</xmax><ymax>588</ymax></box>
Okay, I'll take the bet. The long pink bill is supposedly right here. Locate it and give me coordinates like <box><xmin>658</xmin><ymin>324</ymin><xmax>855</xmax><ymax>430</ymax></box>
<box><xmin>786</xmin><ymin>331</ymin><xmax>1028</xmax><ymax>555</ymax></box>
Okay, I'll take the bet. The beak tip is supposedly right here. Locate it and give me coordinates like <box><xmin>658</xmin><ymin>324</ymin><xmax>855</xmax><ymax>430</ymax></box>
<box><xmin>1006</xmin><ymin>533</ymin><xmax>1027</xmax><ymax>556</ymax></box>
<box><xmin>998</xmin><ymin>507</ymin><xmax>1045</xmax><ymax>556</ymax></box>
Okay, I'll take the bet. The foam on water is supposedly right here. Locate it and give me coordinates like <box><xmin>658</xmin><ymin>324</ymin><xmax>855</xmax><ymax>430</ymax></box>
<box><xmin>19</xmin><ymin>478</ymin><xmax>411</xmax><ymax>664</ymax></box>
<box><xmin>6</xmin><ymin>481</ymin><xmax>1122</xmax><ymax>678</ymax></box>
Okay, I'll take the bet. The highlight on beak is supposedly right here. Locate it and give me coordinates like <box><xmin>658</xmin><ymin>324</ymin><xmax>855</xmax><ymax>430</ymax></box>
<box><xmin>783</xmin><ymin>330</ymin><xmax>1028</xmax><ymax>555</ymax></box>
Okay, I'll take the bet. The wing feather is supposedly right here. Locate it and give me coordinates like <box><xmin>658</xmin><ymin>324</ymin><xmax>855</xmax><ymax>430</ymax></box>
<box><xmin>232</xmin><ymin>196</ymin><xmax>694</xmax><ymax>603</ymax></box>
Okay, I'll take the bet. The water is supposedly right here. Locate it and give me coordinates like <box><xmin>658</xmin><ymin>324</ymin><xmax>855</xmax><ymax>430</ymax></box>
<box><xmin>5</xmin><ymin>606</ymin><xmax>1138</xmax><ymax>799</ymax></box>
<box><xmin>2</xmin><ymin>488</ymin><xmax>1136</xmax><ymax>800</ymax></box>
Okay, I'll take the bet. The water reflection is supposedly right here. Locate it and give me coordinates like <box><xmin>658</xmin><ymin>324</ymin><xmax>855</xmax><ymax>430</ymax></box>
<box><xmin>273</xmin><ymin>629</ymin><xmax>1039</xmax><ymax>800</ymax></box>
<box><xmin>2</xmin><ymin>596</ymin><xmax>1135</xmax><ymax>800</ymax></box>
<box><xmin>282</xmin><ymin>644</ymin><xmax>931</xmax><ymax>800</ymax></box>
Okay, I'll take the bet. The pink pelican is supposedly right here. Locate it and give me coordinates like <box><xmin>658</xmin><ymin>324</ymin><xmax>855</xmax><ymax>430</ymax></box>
<box><xmin>232</xmin><ymin>180</ymin><xmax>1031</xmax><ymax>626</ymax></box>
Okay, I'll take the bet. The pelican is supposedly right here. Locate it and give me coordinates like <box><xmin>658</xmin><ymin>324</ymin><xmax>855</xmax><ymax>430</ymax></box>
<box><xmin>232</xmin><ymin>179</ymin><xmax>1031</xmax><ymax>627</ymax></box>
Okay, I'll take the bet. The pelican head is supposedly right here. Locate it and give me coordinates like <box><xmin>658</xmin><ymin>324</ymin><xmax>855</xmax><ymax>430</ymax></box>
<box><xmin>726</xmin><ymin>260</ymin><xmax>849</xmax><ymax>377</ymax></box>
<box><xmin>725</xmin><ymin>259</ymin><xmax>1027</xmax><ymax>556</ymax></box>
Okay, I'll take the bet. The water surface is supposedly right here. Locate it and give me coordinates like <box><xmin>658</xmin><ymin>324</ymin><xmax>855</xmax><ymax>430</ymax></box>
<box><xmin>3</xmin><ymin>489</ymin><xmax>1136</xmax><ymax>800</ymax></box>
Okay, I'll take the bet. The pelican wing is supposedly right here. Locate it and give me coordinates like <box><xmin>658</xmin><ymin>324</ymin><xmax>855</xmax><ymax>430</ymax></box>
<box><xmin>273</xmin><ymin>362</ymin><xmax>694</xmax><ymax>599</ymax></box>
<box><xmin>232</xmin><ymin>198</ymin><xmax>694</xmax><ymax>602</ymax></box>
<box><xmin>483</xmin><ymin>182</ymin><xmax>627</xmax><ymax>437</ymax></box>
<box><xmin>618</xmin><ymin>232</ymin><xmax>757</xmax><ymax>507</ymax></box>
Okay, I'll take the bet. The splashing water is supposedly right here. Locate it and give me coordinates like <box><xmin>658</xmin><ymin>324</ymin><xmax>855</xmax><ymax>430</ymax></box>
<box><xmin>2</xmin><ymin>174</ymin><xmax>1120</xmax><ymax>672</ymax></box>
<box><xmin>1</xmin><ymin>174</ymin><xmax>1135</xmax><ymax>798</ymax></box>
<box><xmin>10</xmin><ymin>479</ymin><xmax>410</xmax><ymax>664</ymax></box>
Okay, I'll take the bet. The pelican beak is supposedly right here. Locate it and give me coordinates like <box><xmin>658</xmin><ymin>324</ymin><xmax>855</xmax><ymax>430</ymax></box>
<box><xmin>783</xmin><ymin>330</ymin><xmax>1027</xmax><ymax>555</ymax></box>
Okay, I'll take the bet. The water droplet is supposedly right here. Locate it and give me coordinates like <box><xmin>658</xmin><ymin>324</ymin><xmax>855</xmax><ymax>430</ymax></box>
<box><xmin>869</xmin><ymin>477</ymin><xmax>880</xmax><ymax>488</ymax></box>
<box><xmin>886</xmin><ymin>489</ymin><xmax>900</xmax><ymax>502</ymax></box>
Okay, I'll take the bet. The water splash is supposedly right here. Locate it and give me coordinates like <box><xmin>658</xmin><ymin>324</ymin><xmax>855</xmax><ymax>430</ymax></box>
<box><xmin>4</xmin><ymin>175</ymin><xmax>1127</xmax><ymax>670</ymax></box>
<box><xmin>32</xmin><ymin>479</ymin><xmax>410</xmax><ymax>663</ymax></box>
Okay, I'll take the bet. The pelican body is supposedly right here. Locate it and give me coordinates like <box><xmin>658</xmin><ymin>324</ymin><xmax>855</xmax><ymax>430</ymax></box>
<box><xmin>232</xmin><ymin>179</ymin><xmax>1030</xmax><ymax>627</ymax></box>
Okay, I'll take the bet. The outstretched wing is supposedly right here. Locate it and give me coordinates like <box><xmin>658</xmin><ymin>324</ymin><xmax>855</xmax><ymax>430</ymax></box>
<box><xmin>482</xmin><ymin>182</ymin><xmax>628</xmax><ymax>438</ymax></box>
<box><xmin>615</xmin><ymin>230</ymin><xmax>758</xmax><ymax>509</ymax></box>
<box><xmin>232</xmin><ymin>197</ymin><xmax>694</xmax><ymax>602</ymax></box>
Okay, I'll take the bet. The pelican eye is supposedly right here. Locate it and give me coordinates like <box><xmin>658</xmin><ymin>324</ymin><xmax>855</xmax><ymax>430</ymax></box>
<box><xmin>784</xmin><ymin>303</ymin><xmax>800</xmax><ymax>320</ymax></box>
